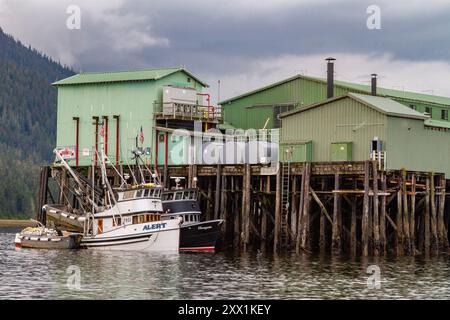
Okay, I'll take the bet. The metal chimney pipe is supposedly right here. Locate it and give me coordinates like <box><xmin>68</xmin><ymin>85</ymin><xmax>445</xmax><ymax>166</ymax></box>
<box><xmin>371</xmin><ymin>73</ymin><xmax>377</xmax><ymax>96</ymax></box>
<box><xmin>326</xmin><ymin>57</ymin><xmax>336</xmax><ymax>98</ymax></box>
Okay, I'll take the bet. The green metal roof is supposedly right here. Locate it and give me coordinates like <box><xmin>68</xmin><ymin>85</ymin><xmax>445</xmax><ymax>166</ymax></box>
<box><xmin>424</xmin><ymin>119</ymin><xmax>450</xmax><ymax>129</ymax></box>
<box><xmin>349</xmin><ymin>93</ymin><xmax>428</xmax><ymax>119</ymax></box>
<box><xmin>219</xmin><ymin>74</ymin><xmax>450</xmax><ymax>107</ymax></box>
<box><xmin>52</xmin><ymin>67</ymin><xmax>208</xmax><ymax>87</ymax></box>
<box><xmin>280</xmin><ymin>93</ymin><xmax>429</xmax><ymax>120</ymax></box>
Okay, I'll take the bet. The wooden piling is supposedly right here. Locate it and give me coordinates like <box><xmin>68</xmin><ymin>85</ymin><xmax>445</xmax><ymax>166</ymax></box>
<box><xmin>396</xmin><ymin>176</ymin><xmax>404</xmax><ymax>256</ymax></box>
<box><xmin>300</xmin><ymin>163</ymin><xmax>311</xmax><ymax>252</ymax></box>
<box><xmin>296</xmin><ymin>166</ymin><xmax>306</xmax><ymax>253</ymax></box>
<box><xmin>290</xmin><ymin>176</ymin><xmax>298</xmax><ymax>245</ymax></box>
<box><xmin>220</xmin><ymin>175</ymin><xmax>227</xmax><ymax>238</ymax></box>
<box><xmin>380</xmin><ymin>173</ymin><xmax>387</xmax><ymax>255</ymax></box>
<box><xmin>362</xmin><ymin>161</ymin><xmax>370</xmax><ymax>256</ymax></box>
<box><xmin>402</xmin><ymin>169</ymin><xmax>411</xmax><ymax>255</ymax></box>
<box><xmin>233</xmin><ymin>176</ymin><xmax>241</xmax><ymax>249</ymax></box>
<box><xmin>424</xmin><ymin>176</ymin><xmax>431</xmax><ymax>256</ymax></box>
<box><xmin>214</xmin><ymin>164</ymin><xmax>222</xmax><ymax>220</ymax></box>
<box><xmin>242</xmin><ymin>164</ymin><xmax>251</xmax><ymax>251</ymax></box>
<box><xmin>274</xmin><ymin>165</ymin><xmax>282</xmax><ymax>252</ymax></box>
<box><xmin>373</xmin><ymin>162</ymin><xmax>380</xmax><ymax>256</ymax></box>
<box><xmin>260</xmin><ymin>176</ymin><xmax>269</xmax><ymax>251</ymax></box>
<box><xmin>430</xmin><ymin>172</ymin><xmax>438</xmax><ymax>253</ymax></box>
<box><xmin>410</xmin><ymin>174</ymin><xmax>416</xmax><ymax>254</ymax></box>
<box><xmin>438</xmin><ymin>175</ymin><xmax>447</xmax><ymax>250</ymax></box>
<box><xmin>332</xmin><ymin>173</ymin><xmax>342</xmax><ymax>254</ymax></box>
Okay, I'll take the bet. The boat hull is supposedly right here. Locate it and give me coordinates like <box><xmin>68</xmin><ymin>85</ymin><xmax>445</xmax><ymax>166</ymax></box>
<box><xmin>81</xmin><ymin>218</ymin><xmax>181</xmax><ymax>252</ymax></box>
<box><xmin>15</xmin><ymin>233</ymin><xmax>82</xmax><ymax>249</ymax></box>
<box><xmin>179</xmin><ymin>220</ymin><xmax>223</xmax><ymax>252</ymax></box>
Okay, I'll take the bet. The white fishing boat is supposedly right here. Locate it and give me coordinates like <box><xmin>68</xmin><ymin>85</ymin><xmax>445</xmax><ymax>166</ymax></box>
<box><xmin>80</xmin><ymin>188</ymin><xmax>182</xmax><ymax>251</ymax></box>
<box><xmin>48</xmin><ymin>121</ymin><xmax>182</xmax><ymax>252</ymax></box>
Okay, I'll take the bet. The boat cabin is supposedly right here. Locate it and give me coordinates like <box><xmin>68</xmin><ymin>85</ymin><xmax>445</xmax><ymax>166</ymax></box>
<box><xmin>161</xmin><ymin>188</ymin><xmax>198</xmax><ymax>202</ymax></box>
<box><xmin>116</xmin><ymin>187</ymin><xmax>162</xmax><ymax>202</ymax></box>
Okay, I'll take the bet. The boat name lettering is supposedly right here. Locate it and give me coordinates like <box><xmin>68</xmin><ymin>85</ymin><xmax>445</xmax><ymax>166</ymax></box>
<box><xmin>143</xmin><ymin>223</ymin><xmax>167</xmax><ymax>231</ymax></box>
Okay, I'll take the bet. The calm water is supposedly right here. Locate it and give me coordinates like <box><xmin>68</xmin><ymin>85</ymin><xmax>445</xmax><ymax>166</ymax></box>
<box><xmin>1</xmin><ymin>227</ymin><xmax>450</xmax><ymax>299</ymax></box>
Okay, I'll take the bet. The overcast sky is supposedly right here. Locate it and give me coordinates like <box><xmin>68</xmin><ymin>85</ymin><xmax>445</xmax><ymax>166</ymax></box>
<box><xmin>1</xmin><ymin>0</ymin><xmax>450</xmax><ymax>104</ymax></box>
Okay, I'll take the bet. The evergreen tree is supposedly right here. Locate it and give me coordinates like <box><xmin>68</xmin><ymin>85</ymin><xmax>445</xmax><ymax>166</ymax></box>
<box><xmin>0</xmin><ymin>27</ymin><xmax>74</xmax><ymax>218</ymax></box>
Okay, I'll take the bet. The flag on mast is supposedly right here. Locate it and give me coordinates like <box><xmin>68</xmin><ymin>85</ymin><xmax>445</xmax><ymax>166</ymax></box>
<box><xmin>139</xmin><ymin>126</ymin><xmax>144</xmax><ymax>145</ymax></box>
<box><xmin>100</xmin><ymin>123</ymin><xmax>105</xmax><ymax>138</ymax></box>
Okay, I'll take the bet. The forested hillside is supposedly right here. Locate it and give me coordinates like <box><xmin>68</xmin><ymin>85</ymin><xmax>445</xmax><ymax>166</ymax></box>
<box><xmin>0</xmin><ymin>27</ymin><xmax>74</xmax><ymax>218</ymax></box>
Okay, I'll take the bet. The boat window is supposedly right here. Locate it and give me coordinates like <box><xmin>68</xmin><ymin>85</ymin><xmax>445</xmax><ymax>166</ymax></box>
<box><xmin>175</xmin><ymin>192</ymin><xmax>183</xmax><ymax>200</ymax></box>
<box><xmin>123</xmin><ymin>190</ymin><xmax>135</xmax><ymax>200</ymax></box>
<box><xmin>132</xmin><ymin>216</ymin><xmax>138</xmax><ymax>224</ymax></box>
<box><xmin>144</xmin><ymin>189</ymin><xmax>150</xmax><ymax>197</ymax></box>
<box><xmin>183</xmin><ymin>192</ymin><xmax>189</xmax><ymax>200</ymax></box>
<box><xmin>138</xmin><ymin>215</ymin><xmax>145</xmax><ymax>224</ymax></box>
<box><xmin>136</xmin><ymin>189</ymin><xmax>143</xmax><ymax>198</ymax></box>
<box><xmin>155</xmin><ymin>189</ymin><xmax>161</xmax><ymax>198</ymax></box>
<box><xmin>190</xmin><ymin>191</ymin><xmax>196</xmax><ymax>200</ymax></box>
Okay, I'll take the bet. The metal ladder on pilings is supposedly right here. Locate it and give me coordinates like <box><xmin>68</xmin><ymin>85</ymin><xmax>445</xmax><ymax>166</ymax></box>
<box><xmin>281</xmin><ymin>161</ymin><xmax>291</xmax><ymax>247</ymax></box>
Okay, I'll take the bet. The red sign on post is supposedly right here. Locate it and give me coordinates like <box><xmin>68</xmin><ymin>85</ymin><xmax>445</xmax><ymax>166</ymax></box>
<box><xmin>57</xmin><ymin>146</ymin><xmax>76</xmax><ymax>161</ymax></box>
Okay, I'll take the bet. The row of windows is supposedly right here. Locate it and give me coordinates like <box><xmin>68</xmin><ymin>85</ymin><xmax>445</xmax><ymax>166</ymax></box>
<box><xmin>111</xmin><ymin>213</ymin><xmax>161</xmax><ymax>227</ymax></box>
<box><xmin>185</xmin><ymin>214</ymin><xmax>199</xmax><ymax>223</ymax></box>
<box><xmin>410</xmin><ymin>105</ymin><xmax>449</xmax><ymax>120</ymax></box>
<box><xmin>132</xmin><ymin>214</ymin><xmax>160</xmax><ymax>225</ymax></box>
<box><xmin>162</xmin><ymin>190</ymin><xmax>197</xmax><ymax>201</ymax></box>
<box><xmin>122</xmin><ymin>188</ymin><xmax>162</xmax><ymax>200</ymax></box>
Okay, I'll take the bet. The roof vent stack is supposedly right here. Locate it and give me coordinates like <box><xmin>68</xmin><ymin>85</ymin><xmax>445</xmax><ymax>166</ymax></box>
<box><xmin>326</xmin><ymin>57</ymin><xmax>336</xmax><ymax>99</ymax></box>
<box><xmin>371</xmin><ymin>73</ymin><xmax>377</xmax><ymax>96</ymax></box>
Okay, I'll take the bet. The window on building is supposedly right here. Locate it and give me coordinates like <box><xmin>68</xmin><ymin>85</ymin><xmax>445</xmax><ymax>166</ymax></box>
<box><xmin>442</xmin><ymin>110</ymin><xmax>448</xmax><ymax>120</ymax></box>
<box><xmin>425</xmin><ymin>107</ymin><xmax>432</xmax><ymax>115</ymax></box>
<box><xmin>273</xmin><ymin>104</ymin><xmax>295</xmax><ymax>128</ymax></box>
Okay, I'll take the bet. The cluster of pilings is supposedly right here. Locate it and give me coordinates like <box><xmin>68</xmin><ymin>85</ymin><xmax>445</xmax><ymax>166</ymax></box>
<box><xmin>184</xmin><ymin>161</ymin><xmax>450</xmax><ymax>256</ymax></box>
<box><xmin>37</xmin><ymin>160</ymin><xmax>450</xmax><ymax>256</ymax></box>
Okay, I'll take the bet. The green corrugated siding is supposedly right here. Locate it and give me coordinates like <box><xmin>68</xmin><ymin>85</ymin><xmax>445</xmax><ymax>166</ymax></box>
<box><xmin>331</xmin><ymin>142</ymin><xmax>353</xmax><ymax>161</ymax></box>
<box><xmin>280</xmin><ymin>141</ymin><xmax>312</xmax><ymax>162</ymax></box>
<box><xmin>281</xmin><ymin>97</ymin><xmax>387</xmax><ymax>162</ymax></box>
<box><xmin>222</xmin><ymin>77</ymin><xmax>365</xmax><ymax>130</ymax></box>
<box><xmin>221</xmin><ymin>75</ymin><xmax>450</xmax><ymax>130</ymax></box>
<box><xmin>56</xmin><ymin>70</ymin><xmax>204</xmax><ymax>166</ymax></box>
<box><xmin>386</xmin><ymin>117</ymin><xmax>450</xmax><ymax>176</ymax></box>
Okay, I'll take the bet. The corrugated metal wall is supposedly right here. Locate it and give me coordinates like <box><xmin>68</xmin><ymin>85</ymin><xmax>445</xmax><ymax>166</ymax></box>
<box><xmin>222</xmin><ymin>77</ymin><xmax>363</xmax><ymax>130</ymax></box>
<box><xmin>56</xmin><ymin>71</ymin><xmax>203</xmax><ymax>166</ymax></box>
<box><xmin>387</xmin><ymin>117</ymin><xmax>450</xmax><ymax>176</ymax></box>
<box><xmin>281</xmin><ymin>97</ymin><xmax>387</xmax><ymax>162</ymax></box>
<box><xmin>222</xmin><ymin>76</ymin><xmax>450</xmax><ymax>130</ymax></box>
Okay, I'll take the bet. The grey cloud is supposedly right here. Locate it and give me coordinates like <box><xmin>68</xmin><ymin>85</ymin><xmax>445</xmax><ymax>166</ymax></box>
<box><xmin>1</xmin><ymin>0</ymin><xmax>450</xmax><ymax>101</ymax></box>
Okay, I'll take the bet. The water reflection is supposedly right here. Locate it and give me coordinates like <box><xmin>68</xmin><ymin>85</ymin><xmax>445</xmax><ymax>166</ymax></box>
<box><xmin>1</xmin><ymin>228</ymin><xmax>450</xmax><ymax>299</ymax></box>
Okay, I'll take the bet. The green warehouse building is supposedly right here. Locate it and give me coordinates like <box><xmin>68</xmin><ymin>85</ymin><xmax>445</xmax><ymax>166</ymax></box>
<box><xmin>53</xmin><ymin>67</ymin><xmax>219</xmax><ymax>168</ymax></box>
<box><xmin>279</xmin><ymin>92</ymin><xmax>450</xmax><ymax>176</ymax></box>
<box><xmin>219</xmin><ymin>69</ymin><xmax>450</xmax><ymax>131</ymax></box>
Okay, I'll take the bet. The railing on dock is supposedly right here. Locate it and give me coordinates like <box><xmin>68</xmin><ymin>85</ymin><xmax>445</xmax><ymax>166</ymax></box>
<box><xmin>154</xmin><ymin>102</ymin><xmax>222</xmax><ymax>122</ymax></box>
